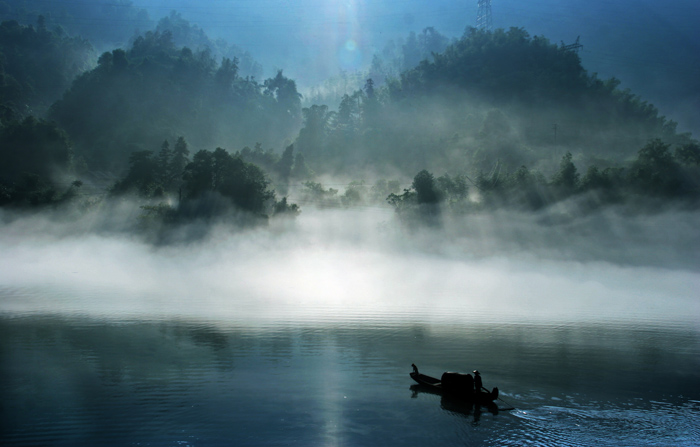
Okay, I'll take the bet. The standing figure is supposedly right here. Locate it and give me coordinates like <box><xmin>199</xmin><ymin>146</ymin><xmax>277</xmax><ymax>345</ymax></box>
<box><xmin>473</xmin><ymin>370</ymin><xmax>483</xmax><ymax>392</ymax></box>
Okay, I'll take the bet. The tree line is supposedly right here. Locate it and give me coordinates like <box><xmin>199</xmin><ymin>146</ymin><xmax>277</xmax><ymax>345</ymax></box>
<box><xmin>293</xmin><ymin>27</ymin><xmax>694</xmax><ymax>177</ymax></box>
<box><xmin>0</xmin><ymin>15</ymin><xmax>698</xmax><ymax>230</ymax></box>
<box><xmin>110</xmin><ymin>136</ymin><xmax>299</xmax><ymax>221</ymax></box>
<box><xmin>387</xmin><ymin>139</ymin><xmax>700</xmax><ymax>222</ymax></box>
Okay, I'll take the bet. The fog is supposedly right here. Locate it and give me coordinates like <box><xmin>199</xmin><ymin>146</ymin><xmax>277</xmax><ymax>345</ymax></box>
<box><xmin>1</xmin><ymin>205</ymin><xmax>698</xmax><ymax>327</ymax></box>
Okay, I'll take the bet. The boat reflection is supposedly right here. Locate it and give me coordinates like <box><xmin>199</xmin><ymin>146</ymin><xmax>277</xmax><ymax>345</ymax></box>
<box><xmin>410</xmin><ymin>383</ymin><xmax>500</xmax><ymax>422</ymax></box>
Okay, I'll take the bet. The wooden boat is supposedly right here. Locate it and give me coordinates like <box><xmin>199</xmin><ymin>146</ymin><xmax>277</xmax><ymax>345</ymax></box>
<box><xmin>410</xmin><ymin>364</ymin><xmax>499</xmax><ymax>405</ymax></box>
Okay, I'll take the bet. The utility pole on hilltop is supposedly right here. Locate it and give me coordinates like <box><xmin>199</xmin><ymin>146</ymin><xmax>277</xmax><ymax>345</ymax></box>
<box><xmin>561</xmin><ymin>36</ymin><xmax>583</xmax><ymax>53</ymax></box>
<box><xmin>476</xmin><ymin>0</ymin><xmax>493</xmax><ymax>31</ymax></box>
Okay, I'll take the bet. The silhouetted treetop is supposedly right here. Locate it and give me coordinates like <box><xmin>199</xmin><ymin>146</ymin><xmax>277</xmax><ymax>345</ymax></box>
<box><xmin>394</xmin><ymin>27</ymin><xmax>590</xmax><ymax>104</ymax></box>
<box><xmin>156</xmin><ymin>11</ymin><xmax>263</xmax><ymax>79</ymax></box>
<box><xmin>49</xmin><ymin>32</ymin><xmax>302</xmax><ymax>171</ymax></box>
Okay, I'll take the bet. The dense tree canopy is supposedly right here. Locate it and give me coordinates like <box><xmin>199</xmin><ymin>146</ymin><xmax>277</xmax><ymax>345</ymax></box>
<box><xmin>0</xmin><ymin>116</ymin><xmax>72</xmax><ymax>181</ymax></box>
<box><xmin>0</xmin><ymin>116</ymin><xmax>78</xmax><ymax>206</ymax></box>
<box><xmin>49</xmin><ymin>30</ymin><xmax>302</xmax><ymax>170</ymax></box>
<box><xmin>295</xmin><ymin>27</ymin><xmax>693</xmax><ymax>178</ymax></box>
<box><xmin>387</xmin><ymin>138</ymin><xmax>699</xmax><ymax>222</ymax></box>
<box><xmin>0</xmin><ymin>18</ymin><xmax>93</xmax><ymax>120</ymax></box>
<box><xmin>111</xmin><ymin>137</ymin><xmax>295</xmax><ymax>221</ymax></box>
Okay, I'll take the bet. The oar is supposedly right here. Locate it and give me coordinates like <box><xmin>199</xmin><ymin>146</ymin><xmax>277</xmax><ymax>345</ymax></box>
<box><xmin>482</xmin><ymin>386</ymin><xmax>516</xmax><ymax>411</ymax></box>
<box><xmin>495</xmin><ymin>394</ymin><xmax>516</xmax><ymax>411</ymax></box>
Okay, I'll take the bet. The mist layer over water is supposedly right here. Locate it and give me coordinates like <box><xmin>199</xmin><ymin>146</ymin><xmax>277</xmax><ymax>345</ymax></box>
<box><xmin>0</xmin><ymin>207</ymin><xmax>698</xmax><ymax>327</ymax></box>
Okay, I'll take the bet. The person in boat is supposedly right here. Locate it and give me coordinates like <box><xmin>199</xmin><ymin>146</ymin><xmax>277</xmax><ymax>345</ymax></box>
<box><xmin>473</xmin><ymin>370</ymin><xmax>483</xmax><ymax>393</ymax></box>
<box><xmin>412</xmin><ymin>364</ymin><xmax>419</xmax><ymax>374</ymax></box>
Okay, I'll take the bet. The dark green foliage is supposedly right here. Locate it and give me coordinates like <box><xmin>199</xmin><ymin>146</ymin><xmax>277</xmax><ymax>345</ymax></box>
<box><xmin>49</xmin><ymin>33</ymin><xmax>302</xmax><ymax>170</ymax></box>
<box><xmin>388</xmin><ymin>170</ymin><xmax>470</xmax><ymax>212</ymax></box>
<box><xmin>435</xmin><ymin>174</ymin><xmax>468</xmax><ymax>201</ymax></box>
<box><xmin>387</xmin><ymin>137</ymin><xmax>699</xmax><ymax>221</ymax></box>
<box><xmin>290</xmin><ymin>152</ymin><xmax>314</xmax><ymax>181</ymax></box>
<box><xmin>111</xmin><ymin>136</ymin><xmax>191</xmax><ymax>198</ymax></box>
<box><xmin>400</xmin><ymin>27</ymin><xmax>452</xmax><ymax>73</ymax></box>
<box><xmin>171</xmin><ymin>136</ymin><xmax>191</xmax><ymax>179</ymax></box>
<box><xmin>111</xmin><ymin>150</ymin><xmax>160</xmax><ymax>197</ymax></box>
<box><xmin>551</xmin><ymin>152</ymin><xmax>580</xmax><ymax>191</ymax></box>
<box><xmin>0</xmin><ymin>172</ymin><xmax>54</xmax><ymax>206</ymax></box>
<box><xmin>296</xmin><ymin>104</ymin><xmax>331</xmax><ymax>160</ymax></box>
<box><xmin>301</xmin><ymin>181</ymin><xmax>340</xmax><ymax>208</ymax></box>
<box><xmin>340</xmin><ymin>181</ymin><xmax>368</xmax><ymax>207</ymax></box>
<box><xmin>182</xmin><ymin>150</ymin><xmax>215</xmax><ymax>198</ymax></box>
<box><xmin>112</xmin><ymin>143</ymin><xmax>281</xmax><ymax>219</ymax></box>
<box><xmin>504</xmin><ymin>165</ymin><xmax>548</xmax><ymax>209</ymax></box>
<box><xmin>395</xmin><ymin>27</ymin><xmax>587</xmax><ymax>104</ymax></box>
<box><xmin>0</xmin><ymin>171</ymin><xmax>83</xmax><ymax>208</ymax></box>
<box><xmin>240</xmin><ymin>143</ymin><xmax>279</xmax><ymax>172</ymax></box>
<box><xmin>361</xmin><ymin>78</ymin><xmax>380</xmax><ymax>128</ymax></box>
<box><xmin>215</xmin><ymin>57</ymin><xmax>239</xmax><ymax>90</ymax></box>
<box><xmin>412</xmin><ymin>170</ymin><xmax>440</xmax><ymax>204</ymax></box>
<box><xmin>157</xmin><ymin>140</ymin><xmax>172</xmax><ymax>184</ymax></box>
<box><xmin>273</xmin><ymin>197</ymin><xmax>300</xmax><ymax>217</ymax></box>
<box><xmin>472</xmin><ymin>163</ymin><xmax>549</xmax><ymax>210</ymax></box>
<box><xmin>627</xmin><ymin>139</ymin><xmax>684</xmax><ymax>197</ymax></box>
<box><xmin>297</xmin><ymin>27</ymin><xmax>690</xmax><ymax>176</ymax></box>
<box><xmin>580</xmin><ymin>166</ymin><xmax>625</xmax><ymax>192</ymax></box>
<box><xmin>264</xmin><ymin>70</ymin><xmax>303</xmax><ymax>134</ymax></box>
<box><xmin>276</xmin><ymin>144</ymin><xmax>295</xmax><ymax>183</ymax></box>
<box><xmin>675</xmin><ymin>142</ymin><xmax>700</xmax><ymax>166</ymax></box>
<box><xmin>0</xmin><ymin>116</ymin><xmax>72</xmax><ymax>182</ymax></box>
<box><xmin>182</xmin><ymin>148</ymin><xmax>275</xmax><ymax>214</ymax></box>
<box><xmin>0</xmin><ymin>18</ymin><xmax>93</xmax><ymax>118</ymax></box>
<box><xmin>296</xmin><ymin>86</ymin><xmax>393</xmax><ymax>171</ymax></box>
<box><xmin>386</xmin><ymin>188</ymin><xmax>414</xmax><ymax>210</ymax></box>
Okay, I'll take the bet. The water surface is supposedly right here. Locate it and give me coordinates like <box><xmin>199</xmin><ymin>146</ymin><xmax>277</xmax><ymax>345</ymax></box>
<box><xmin>1</xmin><ymin>210</ymin><xmax>699</xmax><ymax>445</ymax></box>
<box><xmin>2</xmin><ymin>300</ymin><xmax>699</xmax><ymax>446</ymax></box>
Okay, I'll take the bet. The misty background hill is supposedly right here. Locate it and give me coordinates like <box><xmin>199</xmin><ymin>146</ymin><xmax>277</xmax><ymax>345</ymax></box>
<box><xmin>2</xmin><ymin>0</ymin><xmax>698</xmax><ymax>133</ymax></box>
<box><xmin>0</xmin><ymin>0</ymin><xmax>698</xmax><ymax>223</ymax></box>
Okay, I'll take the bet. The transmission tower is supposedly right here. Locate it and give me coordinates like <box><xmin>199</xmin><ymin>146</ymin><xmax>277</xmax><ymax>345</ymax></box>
<box><xmin>561</xmin><ymin>36</ymin><xmax>583</xmax><ymax>53</ymax></box>
<box><xmin>476</xmin><ymin>0</ymin><xmax>493</xmax><ymax>31</ymax></box>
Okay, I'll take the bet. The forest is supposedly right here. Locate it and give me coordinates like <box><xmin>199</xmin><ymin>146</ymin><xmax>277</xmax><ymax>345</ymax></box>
<box><xmin>0</xmin><ymin>9</ymin><xmax>698</xmax><ymax>236</ymax></box>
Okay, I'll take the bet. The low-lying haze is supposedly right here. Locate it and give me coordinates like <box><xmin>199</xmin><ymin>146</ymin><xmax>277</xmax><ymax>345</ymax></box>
<box><xmin>1</xmin><ymin>206</ymin><xmax>698</xmax><ymax>326</ymax></box>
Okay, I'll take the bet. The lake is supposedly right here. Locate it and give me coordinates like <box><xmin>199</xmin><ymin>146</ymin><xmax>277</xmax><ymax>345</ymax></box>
<box><xmin>2</xmin><ymin>293</ymin><xmax>699</xmax><ymax>446</ymax></box>
<box><xmin>1</xmin><ymin>209</ymin><xmax>699</xmax><ymax>446</ymax></box>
